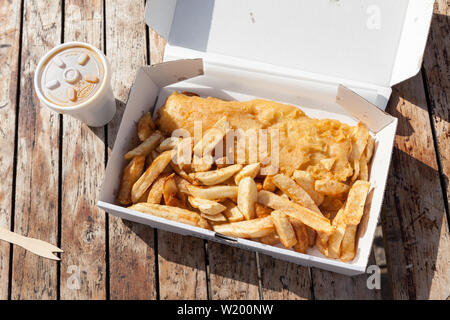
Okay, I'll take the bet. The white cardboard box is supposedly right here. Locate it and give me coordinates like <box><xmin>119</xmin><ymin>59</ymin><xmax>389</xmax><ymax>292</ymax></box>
<box><xmin>97</xmin><ymin>0</ymin><xmax>434</xmax><ymax>275</ymax></box>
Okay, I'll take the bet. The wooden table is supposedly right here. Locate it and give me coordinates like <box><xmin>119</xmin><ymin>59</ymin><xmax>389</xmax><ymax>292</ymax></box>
<box><xmin>0</xmin><ymin>0</ymin><xmax>448</xmax><ymax>300</ymax></box>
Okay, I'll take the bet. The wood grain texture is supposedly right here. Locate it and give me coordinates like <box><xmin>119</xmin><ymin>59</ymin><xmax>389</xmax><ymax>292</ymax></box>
<box><xmin>157</xmin><ymin>232</ymin><xmax>208</xmax><ymax>299</ymax></box>
<box><xmin>208</xmin><ymin>243</ymin><xmax>260</xmax><ymax>300</ymax></box>
<box><xmin>11</xmin><ymin>0</ymin><xmax>61</xmax><ymax>299</ymax></box>
<box><xmin>312</xmin><ymin>253</ymin><xmax>382</xmax><ymax>299</ymax></box>
<box><xmin>148</xmin><ymin>28</ymin><xmax>208</xmax><ymax>300</ymax></box>
<box><xmin>60</xmin><ymin>0</ymin><xmax>106</xmax><ymax>299</ymax></box>
<box><xmin>422</xmin><ymin>1</ymin><xmax>450</xmax><ymax>212</ymax></box>
<box><xmin>259</xmin><ymin>254</ymin><xmax>312</xmax><ymax>300</ymax></box>
<box><xmin>382</xmin><ymin>73</ymin><xmax>450</xmax><ymax>299</ymax></box>
<box><xmin>105</xmin><ymin>0</ymin><xmax>157</xmax><ymax>299</ymax></box>
<box><xmin>0</xmin><ymin>0</ymin><xmax>22</xmax><ymax>300</ymax></box>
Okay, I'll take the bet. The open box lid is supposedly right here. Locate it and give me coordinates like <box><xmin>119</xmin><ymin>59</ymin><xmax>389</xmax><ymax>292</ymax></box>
<box><xmin>145</xmin><ymin>0</ymin><xmax>434</xmax><ymax>93</ymax></box>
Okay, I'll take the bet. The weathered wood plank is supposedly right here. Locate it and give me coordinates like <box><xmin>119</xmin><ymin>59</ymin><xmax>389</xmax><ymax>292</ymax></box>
<box><xmin>148</xmin><ymin>29</ymin><xmax>208</xmax><ymax>300</ymax></box>
<box><xmin>11</xmin><ymin>0</ymin><xmax>61</xmax><ymax>299</ymax></box>
<box><xmin>260</xmin><ymin>250</ymin><xmax>380</xmax><ymax>300</ymax></box>
<box><xmin>208</xmin><ymin>243</ymin><xmax>260</xmax><ymax>300</ymax></box>
<box><xmin>422</xmin><ymin>1</ymin><xmax>450</xmax><ymax>213</ymax></box>
<box><xmin>312</xmin><ymin>253</ymin><xmax>382</xmax><ymax>299</ymax></box>
<box><xmin>105</xmin><ymin>0</ymin><xmax>157</xmax><ymax>299</ymax></box>
<box><xmin>382</xmin><ymin>73</ymin><xmax>450</xmax><ymax>299</ymax></box>
<box><xmin>0</xmin><ymin>0</ymin><xmax>22</xmax><ymax>300</ymax></box>
<box><xmin>60</xmin><ymin>0</ymin><xmax>107</xmax><ymax>299</ymax></box>
<box><xmin>157</xmin><ymin>232</ymin><xmax>208</xmax><ymax>299</ymax></box>
<box><xmin>259</xmin><ymin>254</ymin><xmax>312</xmax><ymax>300</ymax></box>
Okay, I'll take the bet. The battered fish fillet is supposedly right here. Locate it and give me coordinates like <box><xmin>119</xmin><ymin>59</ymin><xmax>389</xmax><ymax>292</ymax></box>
<box><xmin>156</xmin><ymin>92</ymin><xmax>356</xmax><ymax>180</ymax></box>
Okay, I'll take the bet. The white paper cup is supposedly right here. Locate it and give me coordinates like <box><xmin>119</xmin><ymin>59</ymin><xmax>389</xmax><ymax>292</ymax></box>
<box><xmin>34</xmin><ymin>42</ymin><xmax>116</xmax><ymax>127</ymax></box>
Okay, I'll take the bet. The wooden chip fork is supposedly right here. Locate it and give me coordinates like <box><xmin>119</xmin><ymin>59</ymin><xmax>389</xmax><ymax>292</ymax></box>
<box><xmin>0</xmin><ymin>227</ymin><xmax>63</xmax><ymax>260</ymax></box>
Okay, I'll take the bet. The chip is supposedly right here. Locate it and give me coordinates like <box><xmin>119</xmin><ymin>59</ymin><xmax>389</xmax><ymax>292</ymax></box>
<box><xmin>314</xmin><ymin>179</ymin><xmax>350</xmax><ymax>196</ymax></box>
<box><xmin>116</xmin><ymin>156</ymin><xmax>145</xmax><ymax>205</ymax></box>
<box><xmin>270</xmin><ymin>210</ymin><xmax>297</xmax><ymax>248</ymax></box>
<box><xmin>213</xmin><ymin>216</ymin><xmax>275</xmax><ymax>238</ymax></box>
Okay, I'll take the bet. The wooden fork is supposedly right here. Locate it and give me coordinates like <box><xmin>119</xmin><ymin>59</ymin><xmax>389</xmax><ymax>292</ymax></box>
<box><xmin>0</xmin><ymin>227</ymin><xmax>63</xmax><ymax>260</ymax></box>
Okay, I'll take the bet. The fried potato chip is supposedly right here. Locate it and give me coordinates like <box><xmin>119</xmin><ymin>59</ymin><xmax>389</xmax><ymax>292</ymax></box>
<box><xmin>349</xmin><ymin>122</ymin><xmax>369</xmax><ymax>162</ymax></box>
<box><xmin>255</xmin><ymin>203</ymin><xmax>272</xmax><ymax>218</ymax></box>
<box><xmin>221</xmin><ymin>198</ymin><xmax>236</xmax><ymax>205</ymax></box>
<box><xmin>279</xmin><ymin>193</ymin><xmax>289</xmax><ymax>199</ymax></box>
<box><xmin>170</xmin><ymin>161</ymin><xmax>194</xmax><ymax>184</ymax></box>
<box><xmin>262</xmin><ymin>175</ymin><xmax>277</xmax><ymax>192</ymax></box>
<box><xmin>174</xmin><ymin>176</ymin><xmax>191</xmax><ymax>194</ymax></box>
<box><xmin>221</xmin><ymin>200</ymin><xmax>245</xmax><ymax>222</ymax></box>
<box><xmin>258</xmin><ymin>232</ymin><xmax>280</xmax><ymax>245</ymax></box>
<box><xmin>125</xmin><ymin>131</ymin><xmax>163</xmax><ymax>160</ymax></box>
<box><xmin>272</xmin><ymin>174</ymin><xmax>321</xmax><ymax>213</ymax></box>
<box><xmin>208</xmin><ymin>220</ymin><xmax>228</xmax><ymax>227</ymax></box>
<box><xmin>137</xmin><ymin>112</ymin><xmax>155</xmax><ymax>141</ymax></box>
<box><xmin>163</xmin><ymin>173</ymin><xmax>183</xmax><ymax>207</ymax></box>
<box><xmin>161</xmin><ymin>161</ymin><xmax>174</xmax><ymax>175</ymax></box>
<box><xmin>270</xmin><ymin>210</ymin><xmax>297</xmax><ymax>248</ymax></box>
<box><xmin>306</xmin><ymin>228</ymin><xmax>316</xmax><ymax>247</ymax></box>
<box><xmin>320</xmin><ymin>157</ymin><xmax>336</xmax><ymax>171</ymax></box>
<box><xmin>185</xmin><ymin>184</ymin><xmax>239</xmax><ymax>200</ymax></box>
<box><xmin>137</xmin><ymin>187</ymin><xmax>151</xmax><ymax>203</ymax></box>
<box><xmin>289</xmin><ymin>218</ymin><xmax>309</xmax><ymax>253</ymax></box>
<box><xmin>116</xmin><ymin>156</ymin><xmax>146</xmax><ymax>205</ymax></box>
<box><xmin>343</xmin><ymin>180</ymin><xmax>370</xmax><ymax>225</ymax></box>
<box><xmin>213</xmin><ymin>216</ymin><xmax>274</xmax><ymax>238</ymax></box>
<box><xmin>317</xmin><ymin>231</ymin><xmax>330</xmax><ymax>254</ymax></box>
<box><xmin>131</xmin><ymin>150</ymin><xmax>173</xmax><ymax>203</ymax></box>
<box><xmin>172</xmin><ymin>137</ymin><xmax>193</xmax><ymax>170</ymax></box>
<box><xmin>147</xmin><ymin>173</ymin><xmax>169</xmax><ymax>204</ymax></box>
<box><xmin>191</xmin><ymin>164</ymin><xmax>243</xmax><ymax>185</ymax></box>
<box><xmin>197</xmin><ymin>216</ymin><xmax>212</xmax><ymax>230</ymax></box>
<box><xmin>193</xmin><ymin>116</ymin><xmax>230</xmax><ymax>157</ymax></box>
<box><xmin>319</xmin><ymin>196</ymin><xmax>344</xmax><ymax>214</ymax></box>
<box><xmin>192</xmin><ymin>154</ymin><xmax>214</xmax><ymax>172</ymax></box>
<box><xmin>314</xmin><ymin>179</ymin><xmax>349</xmax><ymax>196</ymax></box>
<box><xmin>340</xmin><ymin>224</ymin><xmax>358</xmax><ymax>262</ymax></box>
<box><xmin>234</xmin><ymin>163</ymin><xmax>261</xmax><ymax>185</ymax></box>
<box><xmin>327</xmin><ymin>207</ymin><xmax>346</xmax><ymax>259</ymax></box>
<box><xmin>157</xmin><ymin>136</ymin><xmax>182</xmax><ymax>152</ymax></box>
<box><xmin>256</xmin><ymin>181</ymin><xmax>263</xmax><ymax>192</ymax></box>
<box><xmin>128</xmin><ymin>203</ymin><xmax>200</xmax><ymax>227</ymax></box>
<box><xmin>316</xmin><ymin>235</ymin><xmax>329</xmax><ymax>257</ymax></box>
<box><xmin>238</xmin><ymin>177</ymin><xmax>257</xmax><ymax>220</ymax></box>
<box><xmin>188</xmin><ymin>197</ymin><xmax>227</xmax><ymax>215</ymax></box>
<box><xmin>292</xmin><ymin>170</ymin><xmax>324</xmax><ymax>206</ymax></box>
<box><xmin>365</xmin><ymin>135</ymin><xmax>375</xmax><ymax>161</ymax></box>
<box><xmin>214</xmin><ymin>156</ymin><xmax>228</xmax><ymax>169</ymax></box>
<box><xmin>351</xmin><ymin>159</ymin><xmax>360</xmax><ymax>182</ymax></box>
<box><xmin>358</xmin><ymin>156</ymin><xmax>369</xmax><ymax>181</ymax></box>
<box><xmin>257</xmin><ymin>190</ymin><xmax>333</xmax><ymax>235</ymax></box>
<box><xmin>178</xmin><ymin>190</ymin><xmax>188</xmax><ymax>207</ymax></box>
<box><xmin>201</xmin><ymin>213</ymin><xmax>227</xmax><ymax>223</ymax></box>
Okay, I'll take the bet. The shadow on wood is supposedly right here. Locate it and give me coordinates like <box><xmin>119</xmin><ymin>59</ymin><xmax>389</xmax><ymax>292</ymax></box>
<box><xmin>381</xmin><ymin>70</ymin><xmax>450</xmax><ymax>299</ymax></box>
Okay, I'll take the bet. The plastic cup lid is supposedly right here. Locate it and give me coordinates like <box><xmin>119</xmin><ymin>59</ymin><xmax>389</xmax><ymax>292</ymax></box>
<box><xmin>36</xmin><ymin>43</ymin><xmax>105</xmax><ymax>108</ymax></box>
